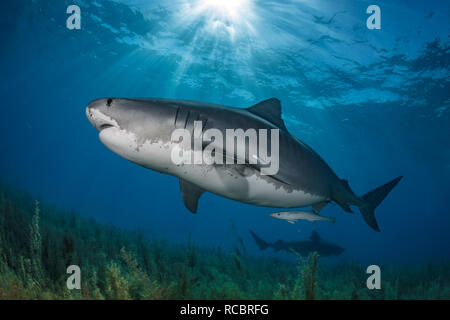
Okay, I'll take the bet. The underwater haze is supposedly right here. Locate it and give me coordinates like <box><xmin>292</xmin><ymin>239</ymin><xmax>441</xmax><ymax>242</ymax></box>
<box><xmin>0</xmin><ymin>0</ymin><xmax>449</xmax><ymax>275</ymax></box>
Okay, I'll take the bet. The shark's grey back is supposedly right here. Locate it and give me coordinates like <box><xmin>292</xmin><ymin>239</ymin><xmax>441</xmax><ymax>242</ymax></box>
<box><xmin>147</xmin><ymin>97</ymin><xmax>341</xmax><ymax>199</ymax></box>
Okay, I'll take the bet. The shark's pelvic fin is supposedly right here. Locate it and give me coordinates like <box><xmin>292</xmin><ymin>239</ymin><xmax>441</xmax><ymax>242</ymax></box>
<box><xmin>179</xmin><ymin>179</ymin><xmax>205</xmax><ymax>214</ymax></box>
<box><xmin>312</xmin><ymin>201</ymin><xmax>329</xmax><ymax>213</ymax></box>
<box><xmin>247</xmin><ymin>98</ymin><xmax>288</xmax><ymax>131</ymax></box>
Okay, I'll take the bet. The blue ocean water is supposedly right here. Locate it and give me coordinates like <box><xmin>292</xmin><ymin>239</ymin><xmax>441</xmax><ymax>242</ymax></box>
<box><xmin>0</xmin><ymin>0</ymin><xmax>448</xmax><ymax>266</ymax></box>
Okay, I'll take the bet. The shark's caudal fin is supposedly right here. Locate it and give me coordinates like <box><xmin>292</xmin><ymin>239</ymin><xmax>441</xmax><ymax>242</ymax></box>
<box><xmin>249</xmin><ymin>230</ymin><xmax>269</xmax><ymax>250</ymax></box>
<box><xmin>358</xmin><ymin>176</ymin><xmax>403</xmax><ymax>232</ymax></box>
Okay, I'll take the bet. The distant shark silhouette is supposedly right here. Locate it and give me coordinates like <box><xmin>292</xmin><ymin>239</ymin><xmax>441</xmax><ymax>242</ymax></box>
<box><xmin>250</xmin><ymin>230</ymin><xmax>344</xmax><ymax>257</ymax></box>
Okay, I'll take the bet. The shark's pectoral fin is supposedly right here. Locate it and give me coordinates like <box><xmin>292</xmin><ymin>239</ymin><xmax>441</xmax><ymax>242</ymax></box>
<box><xmin>287</xmin><ymin>220</ymin><xmax>295</xmax><ymax>224</ymax></box>
<box><xmin>179</xmin><ymin>179</ymin><xmax>205</xmax><ymax>214</ymax></box>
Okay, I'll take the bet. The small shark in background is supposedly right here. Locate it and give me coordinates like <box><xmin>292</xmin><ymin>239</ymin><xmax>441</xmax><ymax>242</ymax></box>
<box><xmin>269</xmin><ymin>210</ymin><xmax>335</xmax><ymax>224</ymax></box>
<box><xmin>250</xmin><ymin>230</ymin><xmax>344</xmax><ymax>257</ymax></box>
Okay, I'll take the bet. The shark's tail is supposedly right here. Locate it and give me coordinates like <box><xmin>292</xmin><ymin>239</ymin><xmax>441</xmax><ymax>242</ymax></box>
<box><xmin>249</xmin><ymin>230</ymin><xmax>269</xmax><ymax>250</ymax></box>
<box><xmin>358</xmin><ymin>176</ymin><xmax>403</xmax><ymax>232</ymax></box>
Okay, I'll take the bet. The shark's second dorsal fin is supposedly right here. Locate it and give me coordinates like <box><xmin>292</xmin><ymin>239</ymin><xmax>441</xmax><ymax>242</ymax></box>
<box><xmin>179</xmin><ymin>179</ymin><xmax>205</xmax><ymax>214</ymax></box>
<box><xmin>247</xmin><ymin>98</ymin><xmax>287</xmax><ymax>131</ymax></box>
<box><xmin>341</xmin><ymin>179</ymin><xmax>353</xmax><ymax>193</ymax></box>
<box><xmin>309</xmin><ymin>230</ymin><xmax>321</xmax><ymax>242</ymax></box>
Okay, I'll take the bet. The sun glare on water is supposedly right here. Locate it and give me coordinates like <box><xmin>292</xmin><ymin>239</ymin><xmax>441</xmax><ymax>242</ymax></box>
<box><xmin>186</xmin><ymin>0</ymin><xmax>255</xmax><ymax>40</ymax></box>
<box><xmin>201</xmin><ymin>0</ymin><xmax>247</xmax><ymax>18</ymax></box>
<box><xmin>162</xmin><ymin>0</ymin><xmax>259</xmax><ymax>80</ymax></box>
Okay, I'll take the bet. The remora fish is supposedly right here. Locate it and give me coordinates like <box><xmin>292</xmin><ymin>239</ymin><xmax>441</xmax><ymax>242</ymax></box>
<box><xmin>269</xmin><ymin>210</ymin><xmax>336</xmax><ymax>224</ymax></box>
<box><xmin>86</xmin><ymin>97</ymin><xmax>402</xmax><ymax>231</ymax></box>
<box><xmin>250</xmin><ymin>230</ymin><xmax>344</xmax><ymax>257</ymax></box>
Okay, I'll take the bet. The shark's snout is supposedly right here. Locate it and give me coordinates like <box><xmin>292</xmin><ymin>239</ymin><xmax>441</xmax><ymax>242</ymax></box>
<box><xmin>86</xmin><ymin>105</ymin><xmax>96</xmax><ymax>128</ymax></box>
<box><xmin>86</xmin><ymin>98</ymin><xmax>118</xmax><ymax>131</ymax></box>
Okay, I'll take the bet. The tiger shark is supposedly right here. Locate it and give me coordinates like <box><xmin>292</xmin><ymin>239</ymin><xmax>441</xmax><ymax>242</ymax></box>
<box><xmin>250</xmin><ymin>230</ymin><xmax>344</xmax><ymax>257</ymax></box>
<box><xmin>86</xmin><ymin>97</ymin><xmax>402</xmax><ymax>231</ymax></box>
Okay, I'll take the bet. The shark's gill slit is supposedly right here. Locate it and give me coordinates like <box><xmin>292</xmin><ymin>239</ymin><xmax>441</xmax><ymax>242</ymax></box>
<box><xmin>184</xmin><ymin>110</ymin><xmax>190</xmax><ymax>129</ymax></box>
<box><xmin>174</xmin><ymin>106</ymin><xmax>180</xmax><ymax>126</ymax></box>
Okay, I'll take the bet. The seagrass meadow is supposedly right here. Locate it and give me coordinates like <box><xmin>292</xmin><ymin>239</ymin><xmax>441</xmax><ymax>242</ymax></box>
<box><xmin>0</xmin><ymin>184</ymin><xmax>449</xmax><ymax>300</ymax></box>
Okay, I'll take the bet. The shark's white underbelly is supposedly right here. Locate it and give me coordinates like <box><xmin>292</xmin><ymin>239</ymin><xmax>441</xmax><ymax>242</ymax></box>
<box><xmin>99</xmin><ymin>127</ymin><xmax>326</xmax><ymax>208</ymax></box>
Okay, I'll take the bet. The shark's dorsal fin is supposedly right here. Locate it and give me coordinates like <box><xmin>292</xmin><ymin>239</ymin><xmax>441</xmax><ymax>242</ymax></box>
<box><xmin>309</xmin><ymin>230</ymin><xmax>321</xmax><ymax>242</ymax></box>
<box><xmin>179</xmin><ymin>179</ymin><xmax>205</xmax><ymax>213</ymax></box>
<box><xmin>247</xmin><ymin>98</ymin><xmax>287</xmax><ymax>131</ymax></box>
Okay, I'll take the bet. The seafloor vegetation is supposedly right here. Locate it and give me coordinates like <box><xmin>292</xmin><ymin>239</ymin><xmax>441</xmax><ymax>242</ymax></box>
<box><xmin>0</xmin><ymin>184</ymin><xmax>449</xmax><ymax>300</ymax></box>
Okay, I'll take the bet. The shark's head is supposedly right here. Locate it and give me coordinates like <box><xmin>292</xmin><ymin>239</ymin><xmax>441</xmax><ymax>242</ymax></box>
<box><xmin>333</xmin><ymin>244</ymin><xmax>345</xmax><ymax>256</ymax></box>
<box><xmin>86</xmin><ymin>98</ymin><xmax>177</xmax><ymax>170</ymax></box>
<box><xmin>86</xmin><ymin>97</ymin><xmax>175</xmax><ymax>133</ymax></box>
<box><xmin>86</xmin><ymin>98</ymin><xmax>118</xmax><ymax>132</ymax></box>
<box><xmin>269</xmin><ymin>212</ymin><xmax>294</xmax><ymax>220</ymax></box>
<box><xmin>269</xmin><ymin>212</ymin><xmax>283</xmax><ymax>219</ymax></box>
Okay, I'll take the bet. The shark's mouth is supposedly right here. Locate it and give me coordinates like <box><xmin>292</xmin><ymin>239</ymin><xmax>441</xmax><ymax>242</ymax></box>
<box><xmin>99</xmin><ymin>123</ymin><xmax>114</xmax><ymax>131</ymax></box>
<box><xmin>86</xmin><ymin>107</ymin><xmax>119</xmax><ymax>132</ymax></box>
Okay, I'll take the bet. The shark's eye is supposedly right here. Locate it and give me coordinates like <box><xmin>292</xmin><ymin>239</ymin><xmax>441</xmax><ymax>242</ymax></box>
<box><xmin>277</xmin><ymin>213</ymin><xmax>280</xmax><ymax>216</ymax></box>
<box><xmin>106</xmin><ymin>98</ymin><xmax>113</xmax><ymax>107</ymax></box>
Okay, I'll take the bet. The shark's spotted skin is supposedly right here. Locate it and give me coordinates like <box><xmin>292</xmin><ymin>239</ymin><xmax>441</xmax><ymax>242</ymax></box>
<box><xmin>86</xmin><ymin>97</ymin><xmax>402</xmax><ymax>231</ymax></box>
